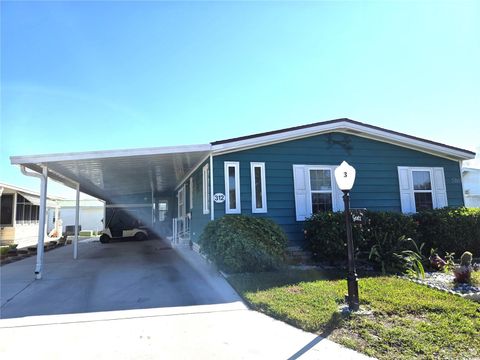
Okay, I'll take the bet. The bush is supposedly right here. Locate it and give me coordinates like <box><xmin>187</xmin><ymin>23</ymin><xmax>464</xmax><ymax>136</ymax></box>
<box><xmin>413</xmin><ymin>207</ymin><xmax>480</xmax><ymax>256</ymax></box>
<box><xmin>199</xmin><ymin>215</ymin><xmax>288</xmax><ymax>273</ymax></box>
<box><xmin>305</xmin><ymin>207</ymin><xmax>479</xmax><ymax>272</ymax></box>
<box><xmin>361</xmin><ymin>211</ymin><xmax>418</xmax><ymax>271</ymax></box>
<box><xmin>304</xmin><ymin>211</ymin><xmax>350</xmax><ymax>261</ymax></box>
<box><xmin>304</xmin><ymin>210</ymin><xmax>417</xmax><ymax>267</ymax></box>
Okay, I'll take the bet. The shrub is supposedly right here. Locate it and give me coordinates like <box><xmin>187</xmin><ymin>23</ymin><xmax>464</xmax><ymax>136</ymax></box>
<box><xmin>361</xmin><ymin>211</ymin><xmax>418</xmax><ymax>270</ymax></box>
<box><xmin>199</xmin><ymin>215</ymin><xmax>288</xmax><ymax>273</ymax></box>
<box><xmin>361</xmin><ymin>211</ymin><xmax>418</xmax><ymax>251</ymax></box>
<box><xmin>413</xmin><ymin>207</ymin><xmax>480</xmax><ymax>256</ymax></box>
<box><xmin>304</xmin><ymin>210</ymin><xmax>417</xmax><ymax>267</ymax></box>
<box><xmin>393</xmin><ymin>237</ymin><xmax>426</xmax><ymax>279</ymax></box>
<box><xmin>304</xmin><ymin>211</ymin><xmax>352</xmax><ymax>261</ymax></box>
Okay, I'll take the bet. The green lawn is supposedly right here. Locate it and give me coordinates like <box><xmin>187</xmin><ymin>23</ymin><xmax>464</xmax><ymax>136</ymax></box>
<box><xmin>228</xmin><ymin>270</ymin><xmax>480</xmax><ymax>359</ymax></box>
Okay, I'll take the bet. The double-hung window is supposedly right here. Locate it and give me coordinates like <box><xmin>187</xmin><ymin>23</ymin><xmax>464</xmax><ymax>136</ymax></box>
<box><xmin>202</xmin><ymin>164</ymin><xmax>210</xmax><ymax>214</ymax></box>
<box><xmin>250</xmin><ymin>162</ymin><xmax>267</xmax><ymax>213</ymax></box>
<box><xmin>293</xmin><ymin>165</ymin><xmax>343</xmax><ymax>221</ymax></box>
<box><xmin>309</xmin><ymin>168</ymin><xmax>333</xmax><ymax>213</ymax></box>
<box><xmin>397</xmin><ymin>167</ymin><xmax>447</xmax><ymax>213</ymax></box>
<box><xmin>225</xmin><ymin>161</ymin><xmax>241</xmax><ymax>214</ymax></box>
<box><xmin>412</xmin><ymin>170</ymin><xmax>433</xmax><ymax>211</ymax></box>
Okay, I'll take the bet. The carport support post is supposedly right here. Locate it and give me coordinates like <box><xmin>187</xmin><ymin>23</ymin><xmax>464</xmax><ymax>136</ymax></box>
<box><xmin>35</xmin><ymin>166</ymin><xmax>48</xmax><ymax>279</ymax></box>
<box><xmin>74</xmin><ymin>183</ymin><xmax>80</xmax><ymax>259</ymax></box>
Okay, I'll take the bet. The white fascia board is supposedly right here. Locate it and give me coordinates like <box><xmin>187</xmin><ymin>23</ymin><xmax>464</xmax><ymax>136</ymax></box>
<box><xmin>10</xmin><ymin>144</ymin><xmax>212</xmax><ymax>165</ymax></box>
<box><xmin>344</xmin><ymin>122</ymin><xmax>475</xmax><ymax>161</ymax></box>
<box><xmin>211</xmin><ymin>121</ymin><xmax>474</xmax><ymax>161</ymax></box>
<box><xmin>0</xmin><ymin>182</ymin><xmax>64</xmax><ymax>201</ymax></box>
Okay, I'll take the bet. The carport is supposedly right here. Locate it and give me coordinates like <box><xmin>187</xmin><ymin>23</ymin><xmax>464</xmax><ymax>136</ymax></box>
<box><xmin>10</xmin><ymin>144</ymin><xmax>212</xmax><ymax>279</ymax></box>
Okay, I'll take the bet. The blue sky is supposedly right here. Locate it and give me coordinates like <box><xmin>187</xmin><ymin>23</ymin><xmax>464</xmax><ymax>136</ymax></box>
<box><xmin>1</xmin><ymin>1</ymin><xmax>479</xmax><ymax>198</ymax></box>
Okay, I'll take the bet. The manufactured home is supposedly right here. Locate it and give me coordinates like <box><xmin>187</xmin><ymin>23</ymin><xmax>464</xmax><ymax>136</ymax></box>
<box><xmin>11</xmin><ymin>119</ymin><xmax>476</xmax><ymax>253</ymax></box>
<box><xmin>0</xmin><ymin>183</ymin><xmax>60</xmax><ymax>248</ymax></box>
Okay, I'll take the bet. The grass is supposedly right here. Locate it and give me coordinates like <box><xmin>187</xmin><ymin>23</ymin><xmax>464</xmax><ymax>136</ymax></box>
<box><xmin>228</xmin><ymin>269</ymin><xmax>480</xmax><ymax>359</ymax></box>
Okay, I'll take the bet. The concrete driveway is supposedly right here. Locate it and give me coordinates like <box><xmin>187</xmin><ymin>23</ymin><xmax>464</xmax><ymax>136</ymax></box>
<box><xmin>1</xmin><ymin>238</ymin><xmax>239</xmax><ymax>317</ymax></box>
<box><xmin>0</xmin><ymin>239</ymin><xmax>370</xmax><ymax>359</ymax></box>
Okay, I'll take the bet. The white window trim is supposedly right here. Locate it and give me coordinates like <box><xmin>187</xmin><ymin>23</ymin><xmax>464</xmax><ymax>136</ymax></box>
<box><xmin>293</xmin><ymin>164</ymin><xmax>344</xmax><ymax>221</ymax></box>
<box><xmin>397</xmin><ymin>166</ymin><xmax>448</xmax><ymax>213</ymax></box>
<box><xmin>202</xmin><ymin>164</ymin><xmax>210</xmax><ymax>214</ymax></box>
<box><xmin>225</xmin><ymin>161</ymin><xmax>241</xmax><ymax>214</ymax></box>
<box><xmin>189</xmin><ymin>177</ymin><xmax>193</xmax><ymax>210</ymax></box>
<box><xmin>177</xmin><ymin>185</ymin><xmax>186</xmax><ymax>218</ymax></box>
<box><xmin>308</xmin><ymin>166</ymin><xmax>337</xmax><ymax>214</ymax></box>
<box><xmin>250</xmin><ymin>162</ymin><xmax>267</xmax><ymax>213</ymax></box>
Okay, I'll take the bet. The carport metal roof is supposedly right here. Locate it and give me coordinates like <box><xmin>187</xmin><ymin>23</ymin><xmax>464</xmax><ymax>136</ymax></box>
<box><xmin>10</xmin><ymin>144</ymin><xmax>212</xmax><ymax>201</ymax></box>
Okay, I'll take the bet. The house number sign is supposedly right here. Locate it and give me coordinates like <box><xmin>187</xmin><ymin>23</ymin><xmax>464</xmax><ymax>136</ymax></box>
<box><xmin>213</xmin><ymin>193</ymin><xmax>225</xmax><ymax>203</ymax></box>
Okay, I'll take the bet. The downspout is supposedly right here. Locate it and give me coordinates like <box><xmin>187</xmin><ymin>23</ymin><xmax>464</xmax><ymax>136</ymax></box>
<box><xmin>20</xmin><ymin>165</ymin><xmax>48</xmax><ymax>280</ymax></box>
<box><xmin>0</xmin><ymin>187</ymin><xmax>3</xmax><ymax>231</ymax></box>
<box><xmin>74</xmin><ymin>183</ymin><xmax>80</xmax><ymax>259</ymax></box>
<box><xmin>459</xmin><ymin>160</ymin><xmax>466</xmax><ymax>207</ymax></box>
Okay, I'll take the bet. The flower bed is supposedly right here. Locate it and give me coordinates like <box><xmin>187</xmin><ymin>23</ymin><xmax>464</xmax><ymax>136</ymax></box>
<box><xmin>405</xmin><ymin>271</ymin><xmax>480</xmax><ymax>302</ymax></box>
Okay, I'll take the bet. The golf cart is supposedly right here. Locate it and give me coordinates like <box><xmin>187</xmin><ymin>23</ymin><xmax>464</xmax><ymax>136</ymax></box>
<box><xmin>99</xmin><ymin>208</ymin><xmax>149</xmax><ymax>243</ymax></box>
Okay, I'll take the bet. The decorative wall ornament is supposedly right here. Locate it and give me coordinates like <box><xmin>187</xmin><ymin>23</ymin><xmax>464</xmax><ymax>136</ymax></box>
<box><xmin>326</xmin><ymin>134</ymin><xmax>353</xmax><ymax>154</ymax></box>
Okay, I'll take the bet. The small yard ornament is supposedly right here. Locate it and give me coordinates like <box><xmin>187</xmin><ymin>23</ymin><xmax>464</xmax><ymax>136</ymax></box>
<box><xmin>454</xmin><ymin>251</ymin><xmax>473</xmax><ymax>284</ymax></box>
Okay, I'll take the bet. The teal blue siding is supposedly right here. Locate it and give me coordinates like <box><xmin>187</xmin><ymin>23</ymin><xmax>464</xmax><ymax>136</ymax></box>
<box><xmin>212</xmin><ymin>132</ymin><xmax>464</xmax><ymax>246</ymax></box>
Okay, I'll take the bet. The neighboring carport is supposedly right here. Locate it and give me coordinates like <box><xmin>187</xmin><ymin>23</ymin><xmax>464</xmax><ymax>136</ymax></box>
<box><xmin>10</xmin><ymin>144</ymin><xmax>212</xmax><ymax>279</ymax></box>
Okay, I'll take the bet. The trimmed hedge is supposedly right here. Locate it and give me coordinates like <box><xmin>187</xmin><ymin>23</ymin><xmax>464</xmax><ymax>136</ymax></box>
<box><xmin>305</xmin><ymin>207</ymin><xmax>479</xmax><ymax>265</ymax></box>
<box><xmin>199</xmin><ymin>215</ymin><xmax>288</xmax><ymax>273</ymax></box>
<box><xmin>304</xmin><ymin>211</ymin><xmax>360</xmax><ymax>262</ymax></box>
<box><xmin>413</xmin><ymin>207</ymin><xmax>480</xmax><ymax>256</ymax></box>
<box><xmin>305</xmin><ymin>210</ymin><xmax>418</xmax><ymax>267</ymax></box>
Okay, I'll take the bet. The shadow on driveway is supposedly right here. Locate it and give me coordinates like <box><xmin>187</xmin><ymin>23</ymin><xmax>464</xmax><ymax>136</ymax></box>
<box><xmin>0</xmin><ymin>238</ymin><xmax>241</xmax><ymax>319</ymax></box>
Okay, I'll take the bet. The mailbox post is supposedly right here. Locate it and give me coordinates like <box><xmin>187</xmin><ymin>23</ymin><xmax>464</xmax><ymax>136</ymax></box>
<box><xmin>334</xmin><ymin>161</ymin><xmax>360</xmax><ymax>311</ymax></box>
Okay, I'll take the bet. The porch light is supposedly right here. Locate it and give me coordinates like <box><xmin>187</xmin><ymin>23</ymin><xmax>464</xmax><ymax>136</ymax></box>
<box><xmin>334</xmin><ymin>161</ymin><xmax>360</xmax><ymax>311</ymax></box>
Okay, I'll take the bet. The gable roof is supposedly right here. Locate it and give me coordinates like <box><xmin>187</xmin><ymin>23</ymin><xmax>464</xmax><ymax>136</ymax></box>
<box><xmin>211</xmin><ymin>118</ymin><xmax>475</xmax><ymax>161</ymax></box>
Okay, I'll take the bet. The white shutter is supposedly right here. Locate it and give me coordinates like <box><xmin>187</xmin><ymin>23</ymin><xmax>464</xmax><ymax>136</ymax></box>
<box><xmin>398</xmin><ymin>167</ymin><xmax>414</xmax><ymax>213</ymax></box>
<box><xmin>293</xmin><ymin>165</ymin><xmax>309</xmax><ymax>221</ymax></box>
<box><xmin>332</xmin><ymin>166</ymin><xmax>345</xmax><ymax>211</ymax></box>
<box><xmin>433</xmin><ymin>167</ymin><xmax>448</xmax><ymax>209</ymax></box>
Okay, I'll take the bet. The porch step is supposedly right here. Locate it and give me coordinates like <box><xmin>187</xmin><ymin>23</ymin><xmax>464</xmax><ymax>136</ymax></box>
<box><xmin>286</xmin><ymin>246</ymin><xmax>312</xmax><ymax>265</ymax></box>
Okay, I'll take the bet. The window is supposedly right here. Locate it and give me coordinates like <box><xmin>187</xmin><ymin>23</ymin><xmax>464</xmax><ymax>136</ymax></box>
<box><xmin>15</xmin><ymin>194</ymin><xmax>40</xmax><ymax>224</ymax></box>
<box><xmin>397</xmin><ymin>167</ymin><xmax>447</xmax><ymax>213</ymax></box>
<box><xmin>158</xmin><ymin>201</ymin><xmax>168</xmax><ymax>222</ymax></box>
<box><xmin>189</xmin><ymin>177</ymin><xmax>193</xmax><ymax>210</ymax></box>
<box><xmin>309</xmin><ymin>169</ymin><xmax>333</xmax><ymax>213</ymax></box>
<box><xmin>412</xmin><ymin>170</ymin><xmax>433</xmax><ymax>211</ymax></box>
<box><xmin>0</xmin><ymin>194</ymin><xmax>13</xmax><ymax>226</ymax></box>
<box><xmin>250</xmin><ymin>162</ymin><xmax>267</xmax><ymax>213</ymax></box>
<box><xmin>177</xmin><ymin>186</ymin><xmax>185</xmax><ymax>218</ymax></box>
<box><xmin>293</xmin><ymin>165</ymin><xmax>343</xmax><ymax>221</ymax></box>
<box><xmin>225</xmin><ymin>161</ymin><xmax>241</xmax><ymax>214</ymax></box>
<box><xmin>202</xmin><ymin>164</ymin><xmax>210</xmax><ymax>214</ymax></box>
